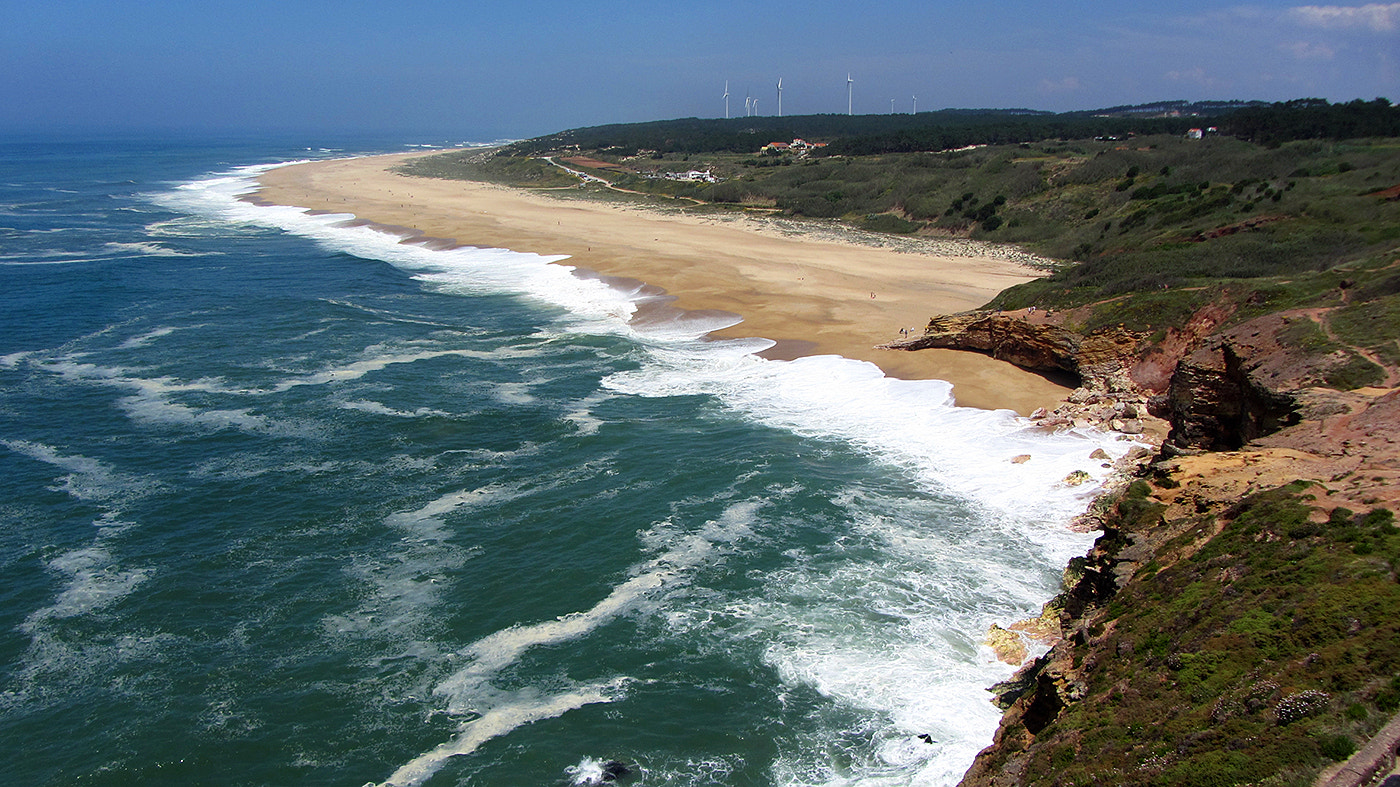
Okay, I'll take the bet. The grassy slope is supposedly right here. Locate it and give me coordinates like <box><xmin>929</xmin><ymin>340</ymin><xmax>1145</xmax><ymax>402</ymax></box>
<box><xmin>1000</xmin><ymin>483</ymin><xmax>1400</xmax><ymax>787</ymax></box>
<box><xmin>405</xmin><ymin>134</ymin><xmax>1400</xmax><ymax>387</ymax></box>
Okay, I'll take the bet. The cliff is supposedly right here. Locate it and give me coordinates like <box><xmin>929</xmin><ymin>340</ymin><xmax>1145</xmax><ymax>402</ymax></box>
<box><xmin>883</xmin><ymin>304</ymin><xmax>1400</xmax><ymax>786</ymax></box>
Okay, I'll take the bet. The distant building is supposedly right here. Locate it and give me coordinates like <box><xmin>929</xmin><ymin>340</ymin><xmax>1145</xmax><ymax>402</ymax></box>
<box><xmin>1186</xmin><ymin>128</ymin><xmax>1204</xmax><ymax>140</ymax></box>
<box><xmin>664</xmin><ymin>169</ymin><xmax>717</xmax><ymax>183</ymax></box>
<box><xmin>760</xmin><ymin>138</ymin><xmax>828</xmax><ymax>156</ymax></box>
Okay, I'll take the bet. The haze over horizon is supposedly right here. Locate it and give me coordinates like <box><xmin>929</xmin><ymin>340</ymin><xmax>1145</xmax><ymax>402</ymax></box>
<box><xmin>4</xmin><ymin>0</ymin><xmax>1396</xmax><ymax>141</ymax></box>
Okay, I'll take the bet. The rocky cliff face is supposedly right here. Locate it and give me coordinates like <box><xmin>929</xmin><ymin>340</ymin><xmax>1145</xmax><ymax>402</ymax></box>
<box><xmin>882</xmin><ymin>305</ymin><xmax>1400</xmax><ymax>786</ymax></box>
<box><xmin>884</xmin><ymin>309</ymin><xmax>1381</xmax><ymax>455</ymax></box>
<box><xmin>894</xmin><ymin>308</ymin><xmax>1400</xmax><ymax>787</ymax></box>
<box><xmin>1165</xmin><ymin>337</ymin><xmax>1301</xmax><ymax>451</ymax></box>
<box><xmin>956</xmin><ymin>404</ymin><xmax>1400</xmax><ymax>786</ymax></box>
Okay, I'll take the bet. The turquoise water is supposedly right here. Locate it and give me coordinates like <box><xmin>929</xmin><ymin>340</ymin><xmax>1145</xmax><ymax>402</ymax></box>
<box><xmin>0</xmin><ymin>137</ymin><xmax>1122</xmax><ymax>786</ymax></box>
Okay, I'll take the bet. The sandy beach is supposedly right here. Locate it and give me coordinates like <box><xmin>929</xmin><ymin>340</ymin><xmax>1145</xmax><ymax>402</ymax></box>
<box><xmin>254</xmin><ymin>150</ymin><xmax>1071</xmax><ymax>414</ymax></box>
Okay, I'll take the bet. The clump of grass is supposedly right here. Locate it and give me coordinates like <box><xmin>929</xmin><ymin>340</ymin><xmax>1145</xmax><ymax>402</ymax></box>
<box><xmin>861</xmin><ymin>213</ymin><xmax>923</xmax><ymax>234</ymax></box>
<box><xmin>396</xmin><ymin>150</ymin><xmax>579</xmax><ymax>188</ymax></box>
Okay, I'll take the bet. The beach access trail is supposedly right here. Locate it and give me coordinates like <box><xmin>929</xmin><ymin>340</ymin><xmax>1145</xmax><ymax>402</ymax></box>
<box><xmin>255</xmin><ymin>150</ymin><xmax>1071</xmax><ymax>414</ymax></box>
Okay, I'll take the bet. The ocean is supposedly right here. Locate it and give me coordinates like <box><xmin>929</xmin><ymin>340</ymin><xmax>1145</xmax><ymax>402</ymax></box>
<box><xmin>0</xmin><ymin>136</ymin><xmax>1126</xmax><ymax>786</ymax></box>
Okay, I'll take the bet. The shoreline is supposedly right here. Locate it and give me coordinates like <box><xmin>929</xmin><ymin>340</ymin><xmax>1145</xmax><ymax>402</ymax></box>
<box><xmin>251</xmin><ymin>150</ymin><xmax>1073</xmax><ymax>414</ymax></box>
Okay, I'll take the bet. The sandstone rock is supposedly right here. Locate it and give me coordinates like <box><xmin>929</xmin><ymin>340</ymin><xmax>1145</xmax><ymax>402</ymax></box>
<box><xmin>885</xmin><ymin>311</ymin><xmax>1145</xmax><ymax>392</ymax></box>
<box><xmin>986</xmin><ymin>624</ymin><xmax>1028</xmax><ymax>665</ymax></box>
<box><xmin>1063</xmin><ymin>470</ymin><xmax>1092</xmax><ymax>486</ymax></box>
<box><xmin>1090</xmin><ymin>448</ymin><xmax>1110</xmax><ymax>460</ymax></box>
<box><xmin>1011</xmin><ymin>454</ymin><xmax>1032</xmax><ymax>464</ymax></box>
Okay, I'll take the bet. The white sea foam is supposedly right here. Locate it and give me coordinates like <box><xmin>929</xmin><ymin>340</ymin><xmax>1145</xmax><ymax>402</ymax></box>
<box><xmin>0</xmin><ymin>240</ymin><xmax>209</xmax><ymax>265</ymax></box>
<box><xmin>28</xmin><ymin>345</ymin><xmax>492</xmax><ymax>437</ymax></box>
<box><xmin>560</xmin><ymin>391</ymin><xmax>618</xmax><ymax>436</ymax></box>
<box><xmin>2</xmin><ymin>439</ymin><xmax>158</xmax><ymax>504</ymax></box>
<box><xmin>22</xmin><ymin>541</ymin><xmax>151</xmax><ymax>632</ymax></box>
<box><xmin>339</xmin><ymin>400</ymin><xmax>453</xmax><ymax>419</ymax></box>
<box><xmin>323</xmin><ymin>486</ymin><xmax>503</xmax><ymax>640</ymax></box>
<box><xmin>102</xmin><ymin>241</ymin><xmax>202</xmax><ymax>257</ymax></box>
<box><xmin>28</xmin><ymin>356</ymin><xmax>284</xmax><ymax>434</ymax></box>
<box><xmin>3</xmin><ymin>443</ymin><xmax>157</xmax><ymax>708</ymax></box>
<box><xmin>371</xmin><ymin>680</ymin><xmax>628</xmax><ymax>787</ymax></box>
<box><xmin>434</xmin><ymin>497</ymin><xmax>756</xmax><ymax>710</ymax></box>
<box><xmin>116</xmin><ymin>326</ymin><xmax>182</xmax><ymax>349</ymax></box>
<box><xmin>0</xmin><ymin>350</ymin><xmax>29</xmax><ymax>367</ymax></box>
<box><xmin>327</xmin><ymin>467</ymin><xmax>606</xmax><ymax>647</ymax></box>
<box><xmin>649</xmin><ymin>492</ymin><xmax>1091</xmax><ymax>786</ymax></box>
<box><xmin>606</xmin><ymin>349</ymin><xmax>1132</xmax><ymax>531</ymax></box>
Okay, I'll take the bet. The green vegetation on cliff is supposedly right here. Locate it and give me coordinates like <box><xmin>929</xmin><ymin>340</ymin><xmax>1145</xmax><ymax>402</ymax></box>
<box><xmin>983</xmin><ymin>483</ymin><xmax>1400</xmax><ymax>787</ymax></box>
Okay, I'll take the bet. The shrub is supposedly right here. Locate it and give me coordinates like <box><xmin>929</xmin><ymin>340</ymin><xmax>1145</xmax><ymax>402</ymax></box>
<box><xmin>1276</xmin><ymin>690</ymin><xmax>1330</xmax><ymax>724</ymax></box>
<box><xmin>1318</xmin><ymin>734</ymin><xmax>1355</xmax><ymax>761</ymax></box>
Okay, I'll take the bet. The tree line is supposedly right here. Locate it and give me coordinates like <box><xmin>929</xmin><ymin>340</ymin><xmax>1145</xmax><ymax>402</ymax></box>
<box><xmin>507</xmin><ymin>99</ymin><xmax>1396</xmax><ymax>158</ymax></box>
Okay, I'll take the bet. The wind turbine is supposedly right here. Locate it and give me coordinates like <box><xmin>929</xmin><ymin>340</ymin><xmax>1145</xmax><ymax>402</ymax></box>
<box><xmin>745</xmin><ymin>93</ymin><xmax>752</xmax><ymax>117</ymax></box>
<box><xmin>912</xmin><ymin>95</ymin><xmax>917</xmax><ymax>115</ymax></box>
<box><xmin>891</xmin><ymin>98</ymin><xmax>895</xmax><ymax>114</ymax></box>
<box><xmin>847</xmin><ymin>73</ymin><xmax>854</xmax><ymax>115</ymax></box>
<box><xmin>776</xmin><ymin>78</ymin><xmax>783</xmax><ymax>117</ymax></box>
<box><xmin>724</xmin><ymin>81</ymin><xmax>730</xmax><ymax>119</ymax></box>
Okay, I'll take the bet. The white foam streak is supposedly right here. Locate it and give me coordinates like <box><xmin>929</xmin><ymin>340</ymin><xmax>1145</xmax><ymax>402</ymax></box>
<box><xmin>372</xmin><ymin>680</ymin><xmax>625</xmax><ymax>787</ymax></box>
<box><xmin>379</xmin><ymin>501</ymin><xmax>760</xmax><ymax>786</ymax></box>
<box><xmin>4</xmin><ymin>442</ymin><xmax>155</xmax><ymax>696</ymax></box>
<box><xmin>2</xmin><ymin>439</ymin><xmax>155</xmax><ymax>504</ymax></box>
<box><xmin>435</xmin><ymin>568</ymin><xmax>663</xmax><ymax>709</ymax></box>
<box><xmin>437</xmin><ymin>498</ymin><xmax>756</xmax><ymax>709</ymax></box>
<box><xmin>267</xmin><ymin>348</ymin><xmax>482</xmax><ymax>390</ymax></box>
<box><xmin>561</xmin><ymin>391</ymin><xmax>618</xmax><ymax>436</ymax></box>
<box><xmin>101</xmin><ymin>241</ymin><xmax>202</xmax><ymax>258</ymax></box>
<box><xmin>324</xmin><ymin>487</ymin><xmax>501</xmax><ymax>640</ymax></box>
<box><xmin>22</xmin><ymin>542</ymin><xmax>150</xmax><ymax>632</ymax></box>
<box><xmin>116</xmin><ymin>326</ymin><xmax>181</xmax><ymax>349</ymax></box>
<box><xmin>340</xmin><ymin>400</ymin><xmax>451</xmax><ymax>419</ymax></box>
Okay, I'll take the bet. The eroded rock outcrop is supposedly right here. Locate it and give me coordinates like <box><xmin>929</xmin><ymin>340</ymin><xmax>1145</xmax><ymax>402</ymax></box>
<box><xmin>1166</xmin><ymin>336</ymin><xmax>1301</xmax><ymax>450</ymax></box>
<box><xmin>1161</xmin><ymin>311</ymin><xmax>1388</xmax><ymax>451</ymax></box>
<box><xmin>882</xmin><ymin>311</ymin><xmax>1144</xmax><ymax>393</ymax></box>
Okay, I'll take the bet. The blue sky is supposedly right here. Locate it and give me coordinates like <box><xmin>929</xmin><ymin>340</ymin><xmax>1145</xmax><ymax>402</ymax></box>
<box><xmin>3</xmin><ymin>0</ymin><xmax>1395</xmax><ymax>139</ymax></box>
